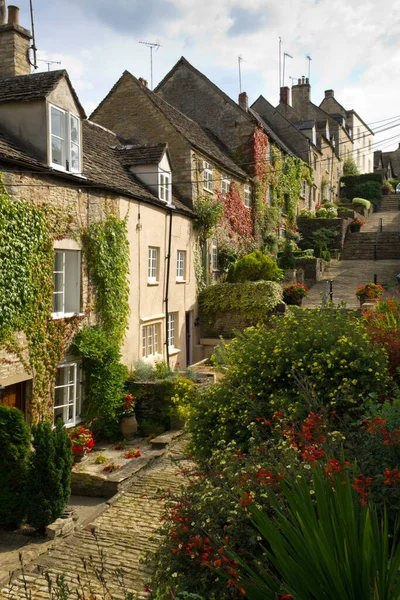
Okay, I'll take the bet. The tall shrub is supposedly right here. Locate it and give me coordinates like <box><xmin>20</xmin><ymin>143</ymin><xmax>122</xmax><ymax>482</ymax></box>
<box><xmin>26</xmin><ymin>420</ymin><xmax>70</xmax><ymax>530</ymax></box>
<box><xmin>227</xmin><ymin>250</ymin><xmax>283</xmax><ymax>283</ymax></box>
<box><xmin>54</xmin><ymin>419</ymin><xmax>73</xmax><ymax>508</ymax></box>
<box><xmin>0</xmin><ymin>406</ymin><xmax>30</xmax><ymax>528</ymax></box>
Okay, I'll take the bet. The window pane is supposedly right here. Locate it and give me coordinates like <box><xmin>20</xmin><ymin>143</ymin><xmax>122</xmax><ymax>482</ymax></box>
<box><xmin>53</xmin><ymin>272</ymin><xmax>64</xmax><ymax>294</ymax></box>
<box><xmin>70</xmin><ymin>115</ymin><xmax>79</xmax><ymax>144</ymax></box>
<box><xmin>54</xmin><ymin>251</ymin><xmax>64</xmax><ymax>272</ymax></box>
<box><xmin>71</xmin><ymin>143</ymin><xmax>80</xmax><ymax>172</ymax></box>
<box><xmin>52</xmin><ymin>136</ymin><xmax>64</xmax><ymax>166</ymax></box>
<box><xmin>55</xmin><ymin>386</ymin><xmax>67</xmax><ymax>407</ymax></box>
<box><xmin>53</xmin><ymin>292</ymin><xmax>63</xmax><ymax>313</ymax></box>
<box><xmin>51</xmin><ymin>107</ymin><xmax>64</xmax><ymax>138</ymax></box>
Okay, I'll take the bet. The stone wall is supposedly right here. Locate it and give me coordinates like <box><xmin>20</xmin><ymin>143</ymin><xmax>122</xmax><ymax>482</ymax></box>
<box><xmin>0</xmin><ymin>24</ymin><xmax>31</xmax><ymax>77</ymax></box>
<box><xmin>297</xmin><ymin>216</ymin><xmax>352</xmax><ymax>250</ymax></box>
<box><xmin>295</xmin><ymin>257</ymin><xmax>328</xmax><ymax>282</ymax></box>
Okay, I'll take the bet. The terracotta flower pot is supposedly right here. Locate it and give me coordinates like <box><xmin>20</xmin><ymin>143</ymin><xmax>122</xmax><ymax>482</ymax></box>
<box><xmin>121</xmin><ymin>415</ymin><xmax>138</xmax><ymax>441</ymax></box>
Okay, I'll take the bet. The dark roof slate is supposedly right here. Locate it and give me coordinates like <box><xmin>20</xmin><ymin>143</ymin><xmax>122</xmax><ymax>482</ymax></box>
<box><xmin>293</xmin><ymin>119</ymin><xmax>315</xmax><ymax>130</ymax></box>
<box><xmin>0</xmin><ymin>70</ymin><xmax>86</xmax><ymax>117</ymax></box>
<box><xmin>115</xmin><ymin>143</ymin><xmax>167</xmax><ymax>166</ymax></box>
<box><xmin>249</xmin><ymin>109</ymin><xmax>294</xmax><ymax>155</ymax></box>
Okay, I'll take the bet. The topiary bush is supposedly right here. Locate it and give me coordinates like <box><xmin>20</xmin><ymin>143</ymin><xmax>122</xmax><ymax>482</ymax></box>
<box><xmin>0</xmin><ymin>405</ymin><xmax>30</xmax><ymax>528</ymax></box>
<box><xmin>352</xmin><ymin>197</ymin><xmax>371</xmax><ymax>210</ymax></box>
<box><xmin>26</xmin><ymin>420</ymin><xmax>72</xmax><ymax>530</ymax></box>
<box><xmin>227</xmin><ymin>250</ymin><xmax>283</xmax><ymax>283</ymax></box>
<box><xmin>189</xmin><ymin>308</ymin><xmax>391</xmax><ymax>458</ymax></box>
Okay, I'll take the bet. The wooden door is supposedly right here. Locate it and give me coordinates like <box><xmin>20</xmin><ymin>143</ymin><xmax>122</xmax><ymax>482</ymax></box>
<box><xmin>1</xmin><ymin>383</ymin><xmax>24</xmax><ymax>411</ymax></box>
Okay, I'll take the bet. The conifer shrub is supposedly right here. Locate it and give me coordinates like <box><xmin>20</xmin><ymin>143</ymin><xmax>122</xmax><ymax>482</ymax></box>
<box><xmin>0</xmin><ymin>405</ymin><xmax>30</xmax><ymax>528</ymax></box>
<box><xmin>54</xmin><ymin>419</ymin><xmax>73</xmax><ymax>508</ymax></box>
<box><xmin>26</xmin><ymin>420</ymin><xmax>71</xmax><ymax>530</ymax></box>
<box><xmin>278</xmin><ymin>241</ymin><xmax>296</xmax><ymax>270</ymax></box>
<box><xmin>227</xmin><ymin>250</ymin><xmax>283</xmax><ymax>283</ymax></box>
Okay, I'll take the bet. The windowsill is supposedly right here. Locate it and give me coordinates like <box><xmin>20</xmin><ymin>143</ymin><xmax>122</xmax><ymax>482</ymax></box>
<box><xmin>147</xmin><ymin>280</ymin><xmax>159</xmax><ymax>286</ymax></box>
<box><xmin>168</xmin><ymin>347</ymin><xmax>181</xmax><ymax>357</ymax></box>
<box><xmin>64</xmin><ymin>418</ymin><xmax>83</xmax><ymax>429</ymax></box>
<box><xmin>176</xmin><ymin>279</ymin><xmax>186</xmax><ymax>284</ymax></box>
<box><xmin>203</xmin><ymin>187</ymin><xmax>214</xmax><ymax>194</ymax></box>
<box><xmin>50</xmin><ymin>163</ymin><xmax>83</xmax><ymax>177</ymax></box>
<box><xmin>52</xmin><ymin>312</ymin><xmax>84</xmax><ymax>320</ymax></box>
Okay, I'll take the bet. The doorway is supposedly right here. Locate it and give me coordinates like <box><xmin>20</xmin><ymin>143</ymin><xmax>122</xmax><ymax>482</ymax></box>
<box><xmin>1</xmin><ymin>381</ymin><xmax>26</xmax><ymax>413</ymax></box>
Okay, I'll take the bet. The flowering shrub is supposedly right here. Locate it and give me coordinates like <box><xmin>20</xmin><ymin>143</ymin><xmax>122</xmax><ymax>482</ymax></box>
<box><xmin>189</xmin><ymin>308</ymin><xmax>390</xmax><ymax>458</ymax></box>
<box><xmin>356</xmin><ymin>282</ymin><xmax>385</xmax><ymax>300</ymax></box>
<box><xmin>122</xmin><ymin>393</ymin><xmax>137</xmax><ymax>417</ymax></box>
<box><xmin>350</xmin><ymin>218</ymin><xmax>365</xmax><ymax>227</ymax></box>
<box><xmin>282</xmin><ymin>283</ymin><xmax>308</xmax><ymax>305</ymax></box>
<box><xmin>67</xmin><ymin>426</ymin><xmax>95</xmax><ymax>454</ymax></box>
<box><xmin>363</xmin><ymin>299</ymin><xmax>400</xmax><ymax>381</ymax></box>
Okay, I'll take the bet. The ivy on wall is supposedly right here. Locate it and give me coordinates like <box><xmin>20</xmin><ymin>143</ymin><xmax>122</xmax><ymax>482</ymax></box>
<box><xmin>0</xmin><ymin>178</ymin><xmax>82</xmax><ymax>421</ymax></box>
<box><xmin>216</xmin><ymin>183</ymin><xmax>256</xmax><ymax>259</ymax></box>
<box><xmin>83</xmin><ymin>215</ymin><xmax>130</xmax><ymax>346</ymax></box>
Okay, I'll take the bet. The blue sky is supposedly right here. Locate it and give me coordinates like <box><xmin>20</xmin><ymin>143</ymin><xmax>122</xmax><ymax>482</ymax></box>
<box><xmin>16</xmin><ymin>0</ymin><xmax>400</xmax><ymax>151</ymax></box>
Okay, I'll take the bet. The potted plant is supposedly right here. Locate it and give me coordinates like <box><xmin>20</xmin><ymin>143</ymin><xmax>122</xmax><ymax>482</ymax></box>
<box><xmin>120</xmin><ymin>393</ymin><xmax>138</xmax><ymax>440</ymax></box>
<box><xmin>283</xmin><ymin>283</ymin><xmax>309</xmax><ymax>306</ymax></box>
<box><xmin>67</xmin><ymin>426</ymin><xmax>95</xmax><ymax>463</ymax></box>
<box><xmin>356</xmin><ymin>282</ymin><xmax>385</xmax><ymax>306</ymax></box>
<box><xmin>349</xmin><ymin>218</ymin><xmax>365</xmax><ymax>233</ymax></box>
<box><xmin>382</xmin><ymin>184</ymin><xmax>391</xmax><ymax>196</ymax></box>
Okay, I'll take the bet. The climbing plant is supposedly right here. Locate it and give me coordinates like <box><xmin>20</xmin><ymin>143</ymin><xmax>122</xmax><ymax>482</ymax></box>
<box><xmin>193</xmin><ymin>195</ymin><xmax>224</xmax><ymax>243</ymax></box>
<box><xmin>0</xmin><ymin>178</ymin><xmax>82</xmax><ymax>421</ymax></box>
<box><xmin>84</xmin><ymin>215</ymin><xmax>130</xmax><ymax>346</ymax></box>
<box><xmin>216</xmin><ymin>183</ymin><xmax>256</xmax><ymax>260</ymax></box>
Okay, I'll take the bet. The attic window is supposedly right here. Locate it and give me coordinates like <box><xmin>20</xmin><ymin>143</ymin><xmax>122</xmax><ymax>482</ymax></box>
<box><xmin>50</xmin><ymin>104</ymin><xmax>81</xmax><ymax>174</ymax></box>
<box><xmin>159</xmin><ymin>172</ymin><xmax>171</xmax><ymax>203</ymax></box>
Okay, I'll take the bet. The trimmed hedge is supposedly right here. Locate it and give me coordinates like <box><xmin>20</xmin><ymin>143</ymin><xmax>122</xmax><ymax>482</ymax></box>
<box><xmin>352</xmin><ymin>198</ymin><xmax>371</xmax><ymax>210</ymax></box>
<box><xmin>227</xmin><ymin>250</ymin><xmax>283</xmax><ymax>283</ymax></box>
<box><xmin>340</xmin><ymin>173</ymin><xmax>383</xmax><ymax>187</ymax></box>
<box><xmin>0</xmin><ymin>406</ymin><xmax>30</xmax><ymax>528</ymax></box>
<box><xmin>199</xmin><ymin>281</ymin><xmax>283</xmax><ymax>321</ymax></box>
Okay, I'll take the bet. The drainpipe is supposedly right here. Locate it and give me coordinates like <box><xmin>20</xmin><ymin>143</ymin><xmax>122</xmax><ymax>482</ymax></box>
<box><xmin>164</xmin><ymin>206</ymin><xmax>174</xmax><ymax>369</ymax></box>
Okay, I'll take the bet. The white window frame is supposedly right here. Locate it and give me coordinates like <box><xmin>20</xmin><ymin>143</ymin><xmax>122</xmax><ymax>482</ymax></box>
<box><xmin>211</xmin><ymin>237</ymin><xmax>218</xmax><ymax>272</ymax></box>
<box><xmin>176</xmin><ymin>250</ymin><xmax>186</xmax><ymax>281</ymax></box>
<box><xmin>49</xmin><ymin>103</ymin><xmax>81</xmax><ymax>174</ymax></box>
<box><xmin>159</xmin><ymin>171</ymin><xmax>171</xmax><ymax>204</ymax></box>
<box><xmin>244</xmin><ymin>184</ymin><xmax>252</xmax><ymax>208</ymax></box>
<box><xmin>203</xmin><ymin>161</ymin><xmax>213</xmax><ymax>192</ymax></box>
<box><xmin>52</xmin><ymin>250</ymin><xmax>81</xmax><ymax>319</ymax></box>
<box><xmin>148</xmin><ymin>247</ymin><xmax>159</xmax><ymax>282</ymax></box>
<box><xmin>301</xmin><ymin>179</ymin><xmax>307</xmax><ymax>198</ymax></box>
<box><xmin>221</xmin><ymin>173</ymin><xmax>230</xmax><ymax>195</ymax></box>
<box><xmin>142</xmin><ymin>322</ymin><xmax>161</xmax><ymax>358</ymax></box>
<box><xmin>167</xmin><ymin>312</ymin><xmax>178</xmax><ymax>349</ymax></box>
<box><xmin>54</xmin><ymin>361</ymin><xmax>82</xmax><ymax>427</ymax></box>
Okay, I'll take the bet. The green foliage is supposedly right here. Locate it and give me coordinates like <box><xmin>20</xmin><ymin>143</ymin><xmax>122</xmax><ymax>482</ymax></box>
<box><xmin>314</xmin><ymin>242</ymin><xmax>331</xmax><ymax>261</ymax></box>
<box><xmin>72</xmin><ymin>326</ymin><xmax>128</xmax><ymax>438</ymax></box>
<box><xmin>84</xmin><ymin>215</ymin><xmax>130</xmax><ymax>346</ymax></box>
<box><xmin>278</xmin><ymin>241</ymin><xmax>296</xmax><ymax>270</ymax></box>
<box><xmin>311</xmin><ymin>227</ymin><xmax>338</xmax><ymax>248</ymax></box>
<box><xmin>352</xmin><ymin>197</ymin><xmax>371</xmax><ymax>210</ymax></box>
<box><xmin>26</xmin><ymin>421</ymin><xmax>72</xmax><ymax>530</ymax></box>
<box><xmin>199</xmin><ymin>281</ymin><xmax>283</xmax><ymax>321</ymax></box>
<box><xmin>132</xmin><ymin>360</ymin><xmax>158</xmax><ymax>382</ymax></box>
<box><xmin>235</xmin><ymin>466</ymin><xmax>400</xmax><ymax>600</ymax></box>
<box><xmin>193</xmin><ymin>196</ymin><xmax>224</xmax><ymax>242</ymax></box>
<box><xmin>353</xmin><ymin>182</ymin><xmax>382</xmax><ymax>204</ymax></box>
<box><xmin>169</xmin><ymin>377</ymin><xmax>197</xmax><ymax>422</ymax></box>
<box><xmin>298</xmin><ymin>209</ymin><xmax>314</xmax><ymax>218</ymax></box>
<box><xmin>341</xmin><ymin>172</ymin><xmax>383</xmax><ymax>187</ymax></box>
<box><xmin>227</xmin><ymin>250</ymin><xmax>283</xmax><ymax>283</ymax></box>
<box><xmin>189</xmin><ymin>308</ymin><xmax>391</xmax><ymax>458</ymax></box>
<box><xmin>343</xmin><ymin>157</ymin><xmax>360</xmax><ymax>176</ymax></box>
<box><xmin>54</xmin><ymin>419</ymin><xmax>73</xmax><ymax>508</ymax></box>
<box><xmin>0</xmin><ymin>405</ymin><xmax>30</xmax><ymax>528</ymax></box>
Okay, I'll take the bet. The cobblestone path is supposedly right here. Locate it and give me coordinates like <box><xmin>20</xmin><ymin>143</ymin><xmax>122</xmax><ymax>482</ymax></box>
<box><xmin>1</xmin><ymin>436</ymin><xmax>191</xmax><ymax>600</ymax></box>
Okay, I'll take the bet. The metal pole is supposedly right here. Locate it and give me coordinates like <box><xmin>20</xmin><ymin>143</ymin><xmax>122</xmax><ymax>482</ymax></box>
<box><xmin>329</xmin><ymin>280</ymin><xmax>333</xmax><ymax>303</ymax></box>
<box><xmin>279</xmin><ymin>37</ymin><xmax>282</xmax><ymax>91</ymax></box>
<box><xmin>238</xmin><ymin>56</ymin><xmax>242</xmax><ymax>93</ymax></box>
<box><xmin>150</xmin><ymin>46</ymin><xmax>153</xmax><ymax>90</ymax></box>
<box><xmin>374</xmin><ymin>273</ymin><xmax>377</xmax><ymax>284</ymax></box>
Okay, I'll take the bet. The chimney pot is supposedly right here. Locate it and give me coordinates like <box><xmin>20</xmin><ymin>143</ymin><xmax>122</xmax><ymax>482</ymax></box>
<box><xmin>0</xmin><ymin>0</ymin><xmax>6</xmax><ymax>25</ymax></box>
<box><xmin>325</xmin><ymin>89</ymin><xmax>334</xmax><ymax>99</ymax></box>
<box><xmin>138</xmin><ymin>77</ymin><xmax>148</xmax><ymax>88</ymax></box>
<box><xmin>8</xmin><ymin>5</ymin><xmax>19</xmax><ymax>25</ymax></box>
<box><xmin>280</xmin><ymin>86</ymin><xmax>291</xmax><ymax>105</ymax></box>
<box><xmin>239</xmin><ymin>91</ymin><xmax>248</xmax><ymax>112</ymax></box>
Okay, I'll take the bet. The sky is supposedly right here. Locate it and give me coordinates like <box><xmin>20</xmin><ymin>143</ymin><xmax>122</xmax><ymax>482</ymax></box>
<box><xmin>16</xmin><ymin>0</ymin><xmax>400</xmax><ymax>152</ymax></box>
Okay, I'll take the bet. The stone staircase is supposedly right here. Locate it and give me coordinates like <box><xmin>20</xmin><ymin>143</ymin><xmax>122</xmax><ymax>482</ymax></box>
<box><xmin>380</xmin><ymin>194</ymin><xmax>400</xmax><ymax>211</ymax></box>
<box><xmin>341</xmin><ymin>200</ymin><xmax>400</xmax><ymax>260</ymax></box>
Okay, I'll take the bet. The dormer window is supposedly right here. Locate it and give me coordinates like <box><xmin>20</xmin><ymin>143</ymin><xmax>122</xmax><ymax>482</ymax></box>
<box><xmin>50</xmin><ymin>104</ymin><xmax>81</xmax><ymax>173</ymax></box>
<box><xmin>159</xmin><ymin>172</ymin><xmax>171</xmax><ymax>203</ymax></box>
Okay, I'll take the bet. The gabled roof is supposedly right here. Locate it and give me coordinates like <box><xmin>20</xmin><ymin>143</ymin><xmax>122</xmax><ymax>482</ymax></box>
<box><xmin>115</xmin><ymin>143</ymin><xmax>168</xmax><ymax>166</ymax></box>
<box><xmin>91</xmin><ymin>71</ymin><xmax>249</xmax><ymax>180</ymax></box>
<box><xmin>0</xmin><ymin>69</ymin><xmax>86</xmax><ymax>117</ymax></box>
<box><xmin>155</xmin><ymin>56</ymin><xmax>253</xmax><ymax>121</ymax></box>
<box><xmin>249</xmin><ymin>109</ymin><xmax>294</xmax><ymax>156</ymax></box>
<box><xmin>0</xmin><ymin>121</ymin><xmax>192</xmax><ymax>215</ymax></box>
<box><xmin>293</xmin><ymin>119</ymin><xmax>315</xmax><ymax>130</ymax></box>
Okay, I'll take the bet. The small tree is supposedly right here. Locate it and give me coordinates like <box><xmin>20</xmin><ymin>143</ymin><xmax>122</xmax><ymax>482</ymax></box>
<box><xmin>26</xmin><ymin>420</ymin><xmax>71</xmax><ymax>530</ymax></box>
<box><xmin>278</xmin><ymin>241</ymin><xmax>296</xmax><ymax>270</ymax></box>
<box><xmin>54</xmin><ymin>419</ymin><xmax>73</xmax><ymax>508</ymax></box>
<box><xmin>343</xmin><ymin>158</ymin><xmax>360</xmax><ymax>176</ymax></box>
<box><xmin>0</xmin><ymin>405</ymin><xmax>30</xmax><ymax>528</ymax></box>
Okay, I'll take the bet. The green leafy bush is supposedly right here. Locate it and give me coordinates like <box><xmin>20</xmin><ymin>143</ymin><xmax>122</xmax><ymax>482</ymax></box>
<box><xmin>314</xmin><ymin>242</ymin><xmax>330</xmax><ymax>261</ymax></box>
<box><xmin>341</xmin><ymin>173</ymin><xmax>383</xmax><ymax>188</ymax></box>
<box><xmin>227</xmin><ymin>250</ymin><xmax>283</xmax><ymax>283</ymax></box>
<box><xmin>352</xmin><ymin>181</ymin><xmax>382</xmax><ymax>204</ymax></box>
<box><xmin>352</xmin><ymin>197</ymin><xmax>371</xmax><ymax>210</ymax></box>
<box><xmin>193</xmin><ymin>196</ymin><xmax>224</xmax><ymax>241</ymax></box>
<box><xmin>311</xmin><ymin>227</ymin><xmax>338</xmax><ymax>248</ymax></box>
<box><xmin>298</xmin><ymin>209</ymin><xmax>314</xmax><ymax>218</ymax></box>
<box><xmin>189</xmin><ymin>308</ymin><xmax>391</xmax><ymax>457</ymax></box>
<box><xmin>169</xmin><ymin>377</ymin><xmax>197</xmax><ymax>422</ymax></box>
<box><xmin>343</xmin><ymin>157</ymin><xmax>360</xmax><ymax>176</ymax></box>
<box><xmin>0</xmin><ymin>405</ymin><xmax>30</xmax><ymax>528</ymax></box>
<box><xmin>54</xmin><ymin>419</ymin><xmax>73</xmax><ymax>509</ymax></box>
<box><xmin>72</xmin><ymin>326</ymin><xmax>128</xmax><ymax>438</ymax></box>
<box><xmin>26</xmin><ymin>420</ymin><xmax>72</xmax><ymax>530</ymax></box>
<box><xmin>199</xmin><ymin>281</ymin><xmax>283</xmax><ymax>321</ymax></box>
<box><xmin>278</xmin><ymin>241</ymin><xmax>296</xmax><ymax>270</ymax></box>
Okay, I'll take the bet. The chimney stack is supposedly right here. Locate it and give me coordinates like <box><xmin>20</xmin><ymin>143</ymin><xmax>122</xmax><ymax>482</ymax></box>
<box><xmin>0</xmin><ymin>0</ymin><xmax>6</xmax><ymax>25</ymax></box>
<box><xmin>325</xmin><ymin>89</ymin><xmax>334</xmax><ymax>99</ymax></box>
<box><xmin>239</xmin><ymin>91</ymin><xmax>248</xmax><ymax>112</ymax></box>
<box><xmin>292</xmin><ymin>76</ymin><xmax>311</xmax><ymax>118</ymax></box>
<box><xmin>0</xmin><ymin>4</ymin><xmax>31</xmax><ymax>77</ymax></box>
<box><xmin>8</xmin><ymin>4</ymin><xmax>19</xmax><ymax>24</ymax></box>
<box><xmin>280</xmin><ymin>86</ymin><xmax>290</xmax><ymax>105</ymax></box>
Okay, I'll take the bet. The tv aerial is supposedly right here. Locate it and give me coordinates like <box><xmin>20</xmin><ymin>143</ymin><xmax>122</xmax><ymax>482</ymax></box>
<box><xmin>139</xmin><ymin>40</ymin><xmax>162</xmax><ymax>90</ymax></box>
